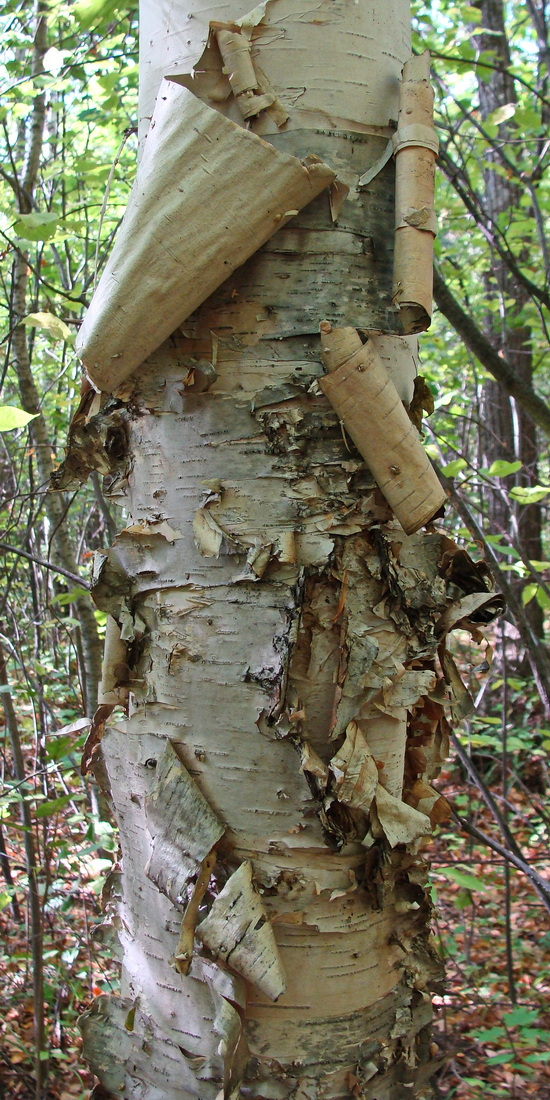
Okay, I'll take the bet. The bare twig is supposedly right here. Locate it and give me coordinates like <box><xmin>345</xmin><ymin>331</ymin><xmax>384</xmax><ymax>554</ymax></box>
<box><xmin>0</xmin><ymin>540</ymin><xmax>89</xmax><ymax>588</ymax></box>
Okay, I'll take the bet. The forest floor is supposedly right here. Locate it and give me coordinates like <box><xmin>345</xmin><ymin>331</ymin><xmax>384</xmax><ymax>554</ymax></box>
<box><xmin>1</xmin><ymin>768</ymin><xmax>549</xmax><ymax>1100</ymax></box>
<box><xmin>431</xmin><ymin>767</ymin><xmax>550</xmax><ymax>1099</ymax></box>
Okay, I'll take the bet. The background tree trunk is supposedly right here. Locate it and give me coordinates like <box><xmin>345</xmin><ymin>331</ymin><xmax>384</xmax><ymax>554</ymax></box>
<box><xmin>474</xmin><ymin>0</ymin><xmax>545</xmax><ymax>646</ymax></box>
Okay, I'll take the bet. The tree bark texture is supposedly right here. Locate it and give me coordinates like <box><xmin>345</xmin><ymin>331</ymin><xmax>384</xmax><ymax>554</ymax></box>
<box><xmin>76</xmin><ymin>2</ymin><xmax>501</xmax><ymax>1097</ymax></box>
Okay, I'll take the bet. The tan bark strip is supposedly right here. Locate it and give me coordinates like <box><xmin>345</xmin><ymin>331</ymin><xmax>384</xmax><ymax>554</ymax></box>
<box><xmin>392</xmin><ymin>51</ymin><xmax>439</xmax><ymax>334</ymax></box>
<box><xmin>173</xmin><ymin>848</ymin><xmax>217</xmax><ymax>975</ymax></box>
<box><xmin>98</xmin><ymin>614</ymin><xmax>130</xmax><ymax>705</ymax></box>
<box><xmin>76</xmin><ymin>81</ymin><xmax>335</xmax><ymax>393</ymax></box>
<box><xmin>214</xmin><ymin>24</ymin><xmax>283</xmax><ymax>121</ymax></box>
<box><xmin>319</xmin><ymin>323</ymin><xmax>446</xmax><ymax>533</ymax></box>
<box><xmin>80</xmin><ymin>703</ymin><xmax>114</xmax><ymax>777</ymax></box>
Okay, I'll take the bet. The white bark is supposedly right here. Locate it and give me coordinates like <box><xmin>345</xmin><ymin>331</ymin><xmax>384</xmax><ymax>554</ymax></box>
<box><xmin>76</xmin><ymin>3</ymin><xmax>502</xmax><ymax>1098</ymax></box>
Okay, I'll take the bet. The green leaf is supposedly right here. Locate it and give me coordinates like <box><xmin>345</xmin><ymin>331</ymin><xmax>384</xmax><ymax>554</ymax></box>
<box><xmin>24</xmin><ymin>312</ymin><xmax>72</xmax><ymax>342</ymax></box>
<box><xmin>537</xmin><ymin>588</ymin><xmax>550</xmax><ymax>611</ymax></box>
<box><xmin>0</xmin><ymin>406</ymin><xmax>38</xmax><ymax>432</ymax></box>
<box><xmin>13</xmin><ymin>211</ymin><xmax>59</xmax><ymax>241</ymax></box>
<box><xmin>34</xmin><ymin>795</ymin><xmax>73</xmax><ymax>818</ymax></box>
<box><xmin>510</xmin><ymin>485</ymin><xmax>550</xmax><ymax>504</ymax></box>
<box><xmin>522</xmin><ymin>583</ymin><xmax>538</xmax><ymax>606</ymax></box>
<box><xmin>457</xmin><ymin>40</ymin><xmax>475</xmax><ymax>61</ymax></box>
<box><xmin>503</xmin><ymin>1007</ymin><xmax>539</xmax><ymax>1027</ymax></box>
<box><xmin>441</xmin><ymin>458</ymin><xmax>467</xmax><ymax>477</ymax></box>
<box><xmin>486</xmin><ymin>103</ymin><xmax>516</xmax><ymax>127</ymax></box>
<box><xmin>73</xmin><ymin>0</ymin><xmax>126</xmax><ymax>27</ymax></box>
<box><xmin>0</xmin><ymin>890</ymin><xmax>14</xmax><ymax>912</ymax></box>
<box><xmin>482</xmin><ymin>459</ymin><xmax>522</xmax><ymax>477</ymax></box>
<box><xmin>438</xmin><ymin>866</ymin><xmax>491</xmax><ymax>894</ymax></box>
<box><xmin>50</xmin><ymin>587</ymin><xmax>89</xmax><ymax>606</ymax></box>
<box><xmin>524</xmin><ymin>1051</ymin><xmax>550</xmax><ymax>1064</ymax></box>
<box><xmin>474</xmin><ymin>1027</ymin><xmax>506</xmax><ymax>1042</ymax></box>
<box><xmin>463</xmin><ymin>5</ymin><xmax>482</xmax><ymax>22</ymax></box>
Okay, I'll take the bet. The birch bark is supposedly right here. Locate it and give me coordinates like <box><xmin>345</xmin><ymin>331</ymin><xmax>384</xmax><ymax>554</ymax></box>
<box><xmin>75</xmin><ymin>2</ymin><xmax>501</xmax><ymax>1098</ymax></box>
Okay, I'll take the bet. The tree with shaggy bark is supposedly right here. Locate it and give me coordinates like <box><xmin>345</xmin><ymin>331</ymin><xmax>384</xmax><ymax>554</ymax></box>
<box><xmin>72</xmin><ymin>2</ymin><xmax>502</xmax><ymax>1097</ymax></box>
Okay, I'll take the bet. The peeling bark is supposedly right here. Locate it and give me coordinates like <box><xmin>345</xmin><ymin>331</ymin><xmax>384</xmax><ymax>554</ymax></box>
<box><xmin>74</xmin><ymin>3</ymin><xmax>502</xmax><ymax>1098</ymax></box>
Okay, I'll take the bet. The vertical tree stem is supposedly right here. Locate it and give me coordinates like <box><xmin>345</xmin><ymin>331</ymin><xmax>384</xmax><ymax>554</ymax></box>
<box><xmin>501</xmin><ymin>627</ymin><xmax>517</xmax><ymax>1002</ymax></box>
<box><xmin>0</xmin><ymin>640</ymin><xmax>46</xmax><ymax>1098</ymax></box>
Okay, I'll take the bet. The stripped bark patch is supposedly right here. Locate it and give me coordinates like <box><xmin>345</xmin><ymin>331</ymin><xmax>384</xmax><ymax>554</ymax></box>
<box><xmin>81</xmin><ymin>704</ymin><xmax>114</xmax><ymax>777</ymax></box>
<box><xmin>329</xmin><ymin>721</ymin><xmax>379</xmax><ymax>813</ymax></box>
<box><xmin>372</xmin><ymin>783</ymin><xmax>431</xmax><ymax>847</ymax></box>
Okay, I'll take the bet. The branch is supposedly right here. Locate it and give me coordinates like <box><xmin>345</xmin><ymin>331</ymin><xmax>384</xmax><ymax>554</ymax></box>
<box><xmin>434</xmin><ymin>466</ymin><xmax>550</xmax><ymax>717</ymax></box>
<box><xmin>452</xmin><ymin>811</ymin><xmax>550</xmax><ymax>913</ymax></box>
<box><xmin>0</xmin><ymin>542</ymin><xmax>89</xmax><ymax>588</ymax></box>
<box><xmin>0</xmin><ymin>228</ymin><xmax>88</xmax><ymax>305</ymax></box>
<box><xmin>428</xmin><ymin>48</ymin><xmax>550</xmax><ymax>112</ymax></box>
<box><xmin>438</xmin><ymin>148</ymin><xmax>550</xmax><ymax>313</ymax></box>
<box><xmin>433</xmin><ymin>267</ymin><xmax>550</xmax><ymax>438</ymax></box>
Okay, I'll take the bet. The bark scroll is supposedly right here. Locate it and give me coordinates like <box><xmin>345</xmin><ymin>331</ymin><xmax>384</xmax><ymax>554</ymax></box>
<box><xmin>319</xmin><ymin>322</ymin><xmax>446</xmax><ymax>534</ymax></box>
<box><xmin>393</xmin><ymin>51</ymin><xmax>439</xmax><ymax>333</ymax></box>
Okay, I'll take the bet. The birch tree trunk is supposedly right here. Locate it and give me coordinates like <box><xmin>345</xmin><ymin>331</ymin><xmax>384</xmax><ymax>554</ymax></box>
<box><xmin>76</xmin><ymin>2</ymin><xmax>501</xmax><ymax>1097</ymax></box>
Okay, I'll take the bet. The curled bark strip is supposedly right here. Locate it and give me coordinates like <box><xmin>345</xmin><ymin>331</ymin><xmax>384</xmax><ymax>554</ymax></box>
<box><xmin>436</xmin><ymin>590</ymin><xmax>506</xmax><ymax>636</ymax></box>
<box><xmin>214</xmin><ymin>25</ymin><xmax>283</xmax><ymax>120</ymax></box>
<box><xmin>392</xmin><ymin>51</ymin><xmax>439</xmax><ymax>333</ymax></box>
<box><xmin>319</xmin><ymin>322</ymin><xmax>446</xmax><ymax>533</ymax></box>
<box><xmin>98</xmin><ymin>615</ymin><xmax>130</xmax><ymax>706</ymax></box>
<box><xmin>81</xmin><ymin>704</ymin><xmax>115</xmax><ymax>777</ymax></box>
<box><xmin>76</xmin><ymin>82</ymin><xmax>334</xmax><ymax>393</ymax></box>
<box><xmin>196</xmin><ymin>861</ymin><xmax>286</xmax><ymax>1000</ymax></box>
<box><xmin>173</xmin><ymin>848</ymin><xmax>217</xmax><ymax>975</ymax></box>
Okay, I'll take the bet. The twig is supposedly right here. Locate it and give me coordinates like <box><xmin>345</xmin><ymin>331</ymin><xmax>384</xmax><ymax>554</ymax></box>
<box><xmin>0</xmin><ymin>818</ymin><xmax>22</xmax><ymax>921</ymax></box>
<box><xmin>0</xmin><ymin>541</ymin><xmax>89</xmax><ymax>588</ymax></box>
<box><xmin>501</xmin><ymin>628</ymin><xmax>517</xmax><ymax>1002</ymax></box>
<box><xmin>434</xmin><ymin>465</ymin><xmax>550</xmax><ymax>718</ymax></box>
<box><xmin>433</xmin><ymin>268</ymin><xmax>550</xmax><ymax>439</ymax></box>
<box><xmin>93</xmin><ymin>128</ymin><xmax>135</xmax><ymax>291</ymax></box>
<box><xmin>451</xmin><ymin>810</ymin><xmax>550</xmax><ymax>914</ymax></box>
<box><xmin>173</xmin><ymin>850</ymin><xmax>217</xmax><ymax>975</ymax></box>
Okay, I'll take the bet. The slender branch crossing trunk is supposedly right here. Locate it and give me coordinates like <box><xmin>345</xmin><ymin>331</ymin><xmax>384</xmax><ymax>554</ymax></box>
<box><xmin>77</xmin><ymin>3</ymin><xmax>502</xmax><ymax>1097</ymax></box>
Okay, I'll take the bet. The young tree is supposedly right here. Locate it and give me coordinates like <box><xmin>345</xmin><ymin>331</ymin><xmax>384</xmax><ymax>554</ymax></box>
<box><xmin>74</xmin><ymin>1</ymin><xmax>502</xmax><ymax>1097</ymax></box>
